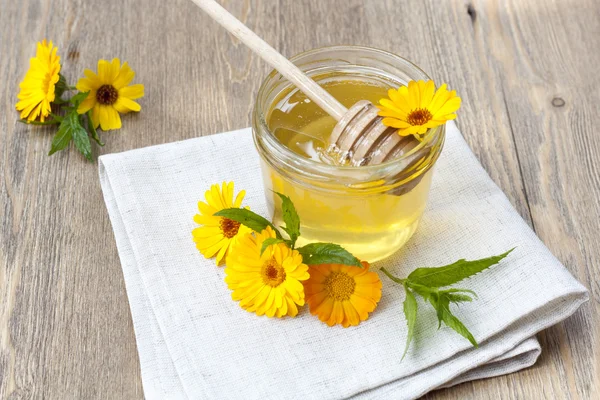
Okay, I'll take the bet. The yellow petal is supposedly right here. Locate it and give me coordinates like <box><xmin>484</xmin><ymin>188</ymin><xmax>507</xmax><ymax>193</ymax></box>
<box><xmin>84</xmin><ymin>69</ymin><xmax>102</xmax><ymax>86</ymax></box>
<box><xmin>433</xmin><ymin>96</ymin><xmax>462</xmax><ymax>117</ymax></box>
<box><xmin>382</xmin><ymin>117</ymin><xmax>411</xmax><ymax>129</ymax></box>
<box><xmin>91</xmin><ymin>105</ymin><xmax>101</xmax><ymax>128</ymax></box>
<box><xmin>77</xmin><ymin>92</ymin><xmax>97</xmax><ymax>114</ymax></box>
<box><xmin>420</xmin><ymin>80</ymin><xmax>435</xmax><ymax>108</ymax></box>
<box><xmin>407</xmin><ymin>80</ymin><xmax>421</xmax><ymax>110</ymax></box>
<box><xmin>113</xmin><ymin>96</ymin><xmax>141</xmax><ymax>113</ymax></box>
<box><xmin>119</xmin><ymin>84</ymin><xmax>144</xmax><ymax>100</ymax></box>
<box><xmin>97</xmin><ymin>60</ymin><xmax>111</xmax><ymax>84</ymax></box>
<box><xmin>113</xmin><ymin>61</ymin><xmax>135</xmax><ymax>89</ymax></box>
<box><xmin>76</xmin><ymin>78</ymin><xmax>98</xmax><ymax>92</ymax></box>
<box><xmin>108</xmin><ymin>58</ymin><xmax>121</xmax><ymax>84</ymax></box>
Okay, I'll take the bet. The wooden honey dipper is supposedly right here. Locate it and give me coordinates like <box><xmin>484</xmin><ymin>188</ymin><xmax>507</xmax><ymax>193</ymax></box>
<box><xmin>191</xmin><ymin>0</ymin><xmax>428</xmax><ymax>173</ymax></box>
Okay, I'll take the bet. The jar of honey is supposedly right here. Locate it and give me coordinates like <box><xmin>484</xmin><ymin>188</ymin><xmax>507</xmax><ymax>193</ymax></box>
<box><xmin>252</xmin><ymin>46</ymin><xmax>444</xmax><ymax>262</ymax></box>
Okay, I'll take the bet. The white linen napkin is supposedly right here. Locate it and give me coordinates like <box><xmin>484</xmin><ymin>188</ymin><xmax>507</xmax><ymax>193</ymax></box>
<box><xmin>99</xmin><ymin>121</ymin><xmax>588</xmax><ymax>400</ymax></box>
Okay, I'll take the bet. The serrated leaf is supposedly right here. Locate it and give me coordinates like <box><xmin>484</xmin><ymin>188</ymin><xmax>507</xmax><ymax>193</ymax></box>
<box><xmin>71</xmin><ymin>114</ymin><xmax>92</xmax><ymax>161</ymax></box>
<box><xmin>406</xmin><ymin>282</ymin><xmax>436</xmax><ymax>301</ymax></box>
<box><xmin>275</xmin><ymin>192</ymin><xmax>300</xmax><ymax>247</ymax></box>
<box><xmin>429</xmin><ymin>293</ymin><xmax>446</xmax><ymax>329</ymax></box>
<box><xmin>215</xmin><ymin>208</ymin><xmax>282</xmax><ymax>239</ymax></box>
<box><xmin>442</xmin><ymin>288</ymin><xmax>478</xmax><ymax>299</ymax></box>
<box><xmin>445</xmin><ymin>293</ymin><xmax>473</xmax><ymax>303</ymax></box>
<box><xmin>87</xmin><ymin>110</ymin><xmax>104</xmax><ymax>146</ymax></box>
<box><xmin>402</xmin><ymin>285</ymin><xmax>418</xmax><ymax>360</ymax></box>
<box><xmin>260</xmin><ymin>238</ymin><xmax>285</xmax><ymax>255</ymax></box>
<box><xmin>296</xmin><ymin>243</ymin><xmax>362</xmax><ymax>267</ymax></box>
<box><xmin>429</xmin><ymin>293</ymin><xmax>478</xmax><ymax>347</ymax></box>
<box><xmin>407</xmin><ymin>249</ymin><xmax>514</xmax><ymax>288</ymax></box>
<box><xmin>48</xmin><ymin>123</ymin><xmax>72</xmax><ymax>156</ymax></box>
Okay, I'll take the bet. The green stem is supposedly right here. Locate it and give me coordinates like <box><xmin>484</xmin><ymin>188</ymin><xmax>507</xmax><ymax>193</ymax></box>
<box><xmin>68</xmin><ymin>85</ymin><xmax>77</xmax><ymax>90</ymax></box>
<box><xmin>380</xmin><ymin>267</ymin><xmax>405</xmax><ymax>285</ymax></box>
<box><xmin>18</xmin><ymin>119</ymin><xmax>60</xmax><ymax>126</ymax></box>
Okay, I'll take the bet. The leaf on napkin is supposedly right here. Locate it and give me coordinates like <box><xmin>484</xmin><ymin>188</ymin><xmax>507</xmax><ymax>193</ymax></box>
<box><xmin>407</xmin><ymin>248</ymin><xmax>514</xmax><ymax>288</ymax></box>
<box><xmin>402</xmin><ymin>285</ymin><xmax>418</xmax><ymax>360</ymax></box>
<box><xmin>275</xmin><ymin>192</ymin><xmax>301</xmax><ymax>248</ymax></box>
<box><xmin>382</xmin><ymin>249</ymin><xmax>515</xmax><ymax>355</ymax></box>
<box><xmin>214</xmin><ymin>208</ymin><xmax>283</xmax><ymax>239</ymax></box>
<box><xmin>296</xmin><ymin>243</ymin><xmax>363</xmax><ymax>267</ymax></box>
<box><xmin>429</xmin><ymin>293</ymin><xmax>478</xmax><ymax>347</ymax></box>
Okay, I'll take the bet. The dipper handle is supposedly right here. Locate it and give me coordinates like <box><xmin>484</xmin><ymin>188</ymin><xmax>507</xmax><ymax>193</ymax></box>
<box><xmin>190</xmin><ymin>0</ymin><xmax>348</xmax><ymax>120</ymax></box>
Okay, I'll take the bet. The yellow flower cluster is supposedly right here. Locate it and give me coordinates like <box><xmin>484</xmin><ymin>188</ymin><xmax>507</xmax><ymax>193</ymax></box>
<box><xmin>192</xmin><ymin>182</ymin><xmax>383</xmax><ymax>327</ymax></box>
<box><xmin>15</xmin><ymin>40</ymin><xmax>145</xmax><ymax>160</ymax></box>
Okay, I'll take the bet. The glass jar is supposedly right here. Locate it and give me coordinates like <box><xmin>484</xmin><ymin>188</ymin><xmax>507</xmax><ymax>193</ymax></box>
<box><xmin>252</xmin><ymin>46</ymin><xmax>445</xmax><ymax>262</ymax></box>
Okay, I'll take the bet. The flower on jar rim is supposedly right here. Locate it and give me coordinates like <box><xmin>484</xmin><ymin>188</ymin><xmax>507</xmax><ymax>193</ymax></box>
<box><xmin>76</xmin><ymin>58</ymin><xmax>144</xmax><ymax>131</ymax></box>
<box><xmin>15</xmin><ymin>39</ymin><xmax>61</xmax><ymax>122</ymax></box>
<box><xmin>225</xmin><ymin>226</ymin><xmax>310</xmax><ymax>318</ymax></box>
<box><xmin>304</xmin><ymin>262</ymin><xmax>382</xmax><ymax>327</ymax></box>
<box><xmin>192</xmin><ymin>182</ymin><xmax>252</xmax><ymax>266</ymax></box>
<box><xmin>377</xmin><ymin>80</ymin><xmax>461</xmax><ymax>137</ymax></box>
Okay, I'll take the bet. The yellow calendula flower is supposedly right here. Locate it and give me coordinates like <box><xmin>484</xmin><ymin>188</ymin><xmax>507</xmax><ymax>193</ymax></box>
<box><xmin>15</xmin><ymin>39</ymin><xmax>61</xmax><ymax>122</ymax></box>
<box><xmin>225</xmin><ymin>227</ymin><xmax>310</xmax><ymax>318</ymax></box>
<box><xmin>76</xmin><ymin>58</ymin><xmax>144</xmax><ymax>131</ymax></box>
<box><xmin>192</xmin><ymin>182</ymin><xmax>251</xmax><ymax>265</ymax></box>
<box><xmin>377</xmin><ymin>80</ymin><xmax>461</xmax><ymax>137</ymax></box>
<box><xmin>304</xmin><ymin>262</ymin><xmax>382</xmax><ymax>327</ymax></box>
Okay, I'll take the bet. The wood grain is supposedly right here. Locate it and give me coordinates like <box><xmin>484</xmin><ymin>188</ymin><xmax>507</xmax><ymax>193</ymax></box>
<box><xmin>1</xmin><ymin>0</ymin><xmax>598</xmax><ymax>398</ymax></box>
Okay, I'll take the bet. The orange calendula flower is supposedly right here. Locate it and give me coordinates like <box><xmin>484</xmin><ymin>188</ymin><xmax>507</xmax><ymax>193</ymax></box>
<box><xmin>76</xmin><ymin>58</ymin><xmax>144</xmax><ymax>131</ymax></box>
<box><xmin>15</xmin><ymin>39</ymin><xmax>61</xmax><ymax>122</ymax></box>
<box><xmin>192</xmin><ymin>182</ymin><xmax>251</xmax><ymax>265</ymax></box>
<box><xmin>377</xmin><ymin>80</ymin><xmax>461</xmax><ymax>137</ymax></box>
<box><xmin>304</xmin><ymin>262</ymin><xmax>382</xmax><ymax>327</ymax></box>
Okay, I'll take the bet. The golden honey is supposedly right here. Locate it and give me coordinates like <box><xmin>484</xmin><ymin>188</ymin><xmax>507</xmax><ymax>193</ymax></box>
<box><xmin>253</xmin><ymin>47</ymin><xmax>444</xmax><ymax>262</ymax></box>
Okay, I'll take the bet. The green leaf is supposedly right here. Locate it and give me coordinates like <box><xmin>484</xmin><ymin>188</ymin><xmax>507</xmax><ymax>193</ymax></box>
<box><xmin>48</xmin><ymin>102</ymin><xmax>94</xmax><ymax>160</ymax></box>
<box><xmin>402</xmin><ymin>285</ymin><xmax>418</xmax><ymax>360</ymax></box>
<box><xmin>296</xmin><ymin>243</ymin><xmax>362</xmax><ymax>267</ymax></box>
<box><xmin>48</xmin><ymin>123</ymin><xmax>72</xmax><ymax>156</ymax></box>
<box><xmin>87</xmin><ymin>110</ymin><xmax>104</xmax><ymax>146</ymax></box>
<box><xmin>215</xmin><ymin>208</ymin><xmax>282</xmax><ymax>239</ymax></box>
<box><xmin>49</xmin><ymin>112</ymin><xmax>64</xmax><ymax>122</ymax></box>
<box><xmin>445</xmin><ymin>293</ymin><xmax>473</xmax><ymax>304</ymax></box>
<box><xmin>429</xmin><ymin>293</ymin><xmax>446</xmax><ymax>328</ymax></box>
<box><xmin>71</xmin><ymin>114</ymin><xmax>93</xmax><ymax>161</ymax></box>
<box><xmin>406</xmin><ymin>282</ymin><xmax>437</xmax><ymax>301</ymax></box>
<box><xmin>407</xmin><ymin>249</ymin><xmax>514</xmax><ymax>288</ymax></box>
<box><xmin>275</xmin><ymin>192</ymin><xmax>300</xmax><ymax>247</ymax></box>
<box><xmin>260</xmin><ymin>238</ymin><xmax>285</xmax><ymax>255</ymax></box>
<box><xmin>429</xmin><ymin>293</ymin><xmax>478</xmax><ymax>347</ymax></box>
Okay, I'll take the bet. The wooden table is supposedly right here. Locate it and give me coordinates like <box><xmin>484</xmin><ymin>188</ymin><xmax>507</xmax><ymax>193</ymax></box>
<box><xmin>1</xmin><ymin>0</ymin><xmax>598</xmax><ymax>398</ymax></box>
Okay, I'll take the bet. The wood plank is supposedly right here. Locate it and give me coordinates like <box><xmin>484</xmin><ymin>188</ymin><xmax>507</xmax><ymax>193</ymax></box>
<box><xmin>0</xmin><ymin>0</ymin><xmax>597</xmax><ymax>399</ymax></box>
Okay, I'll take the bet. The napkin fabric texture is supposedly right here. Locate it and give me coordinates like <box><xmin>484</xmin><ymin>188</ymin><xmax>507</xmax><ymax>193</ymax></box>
<box><xmin>99</xmin><ymin>122</ymin><xmax>588</xmax><ymax>400</ymax></box>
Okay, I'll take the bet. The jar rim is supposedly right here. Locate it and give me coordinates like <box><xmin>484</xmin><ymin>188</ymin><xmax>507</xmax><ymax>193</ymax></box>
<box><xmin>253</xmin><ymin>45</ymin><xmax>444</xmax><ymax>179</ymax></box>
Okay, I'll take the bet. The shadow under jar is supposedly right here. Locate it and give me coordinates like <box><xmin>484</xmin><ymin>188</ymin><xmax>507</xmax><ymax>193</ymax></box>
<box><xmin>253</xmin><ymin>46</ymin><xmax>445</xmax><ymax>262</ymax></box>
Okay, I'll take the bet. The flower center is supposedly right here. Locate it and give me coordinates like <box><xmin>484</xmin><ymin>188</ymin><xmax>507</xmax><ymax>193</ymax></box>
<box><xmin>261</xmin><ymin>258</ymin><xmax>286</xmax><ymax>287</ymax></box>
<box><xmin>407</xmin><ymin>108</ymin><xmax>433</xmax><ymax>126</ymax></box>
<box><xmin>324</xmin><ymin>271</ymin><xmax>356</xmax><ymax>301</ymax></box>
<box><xmin>219</xmin><ymin>217</ymin><xmax>241</xmax><ymax>239</ymax></box>
<box><xmin>96</xmin><ymin>84</ymin><xmax>119</xmax><ymax>105</ymax></box>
